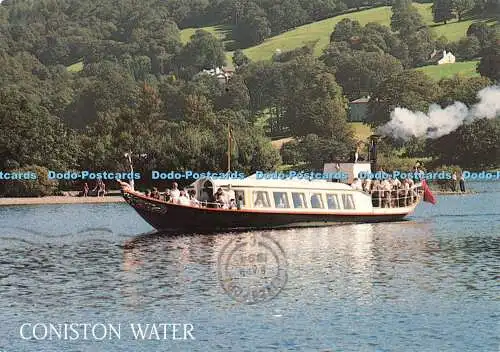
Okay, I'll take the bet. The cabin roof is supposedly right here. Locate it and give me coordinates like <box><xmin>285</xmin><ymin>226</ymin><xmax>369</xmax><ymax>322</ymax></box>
<box><xmin>191</xmin><ymin>174</ymin><xmax>354</xmax><ymax>191</ymax></box>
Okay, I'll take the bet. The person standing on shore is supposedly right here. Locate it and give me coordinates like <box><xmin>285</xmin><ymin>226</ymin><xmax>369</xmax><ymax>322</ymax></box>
<box><xmin>459</xmin><ymin>174</ymin><xmax>466</xmax><ymax>192</ymax></box>
<box><xmin>451</xmin><ymin>172</ymin><xmax>457</xmax><ymax>192</ymax></box>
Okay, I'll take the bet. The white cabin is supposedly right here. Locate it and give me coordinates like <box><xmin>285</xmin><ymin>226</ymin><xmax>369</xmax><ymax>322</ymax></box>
<box><xmin>188</xmin><ymin>175</ymin><xmax>373</xmax><ymax>213</ymax></box>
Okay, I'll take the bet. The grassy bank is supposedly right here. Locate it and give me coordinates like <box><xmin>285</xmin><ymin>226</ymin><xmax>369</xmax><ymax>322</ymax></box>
<box><xmin>178</xmin><ymin>3</ymin><xmax>497</xmax><ymax>63</ymax></box>
<box><xmin>416</xmin><ymin>60</ymin><xmax>480</xmax><ymax>80</ymax></box>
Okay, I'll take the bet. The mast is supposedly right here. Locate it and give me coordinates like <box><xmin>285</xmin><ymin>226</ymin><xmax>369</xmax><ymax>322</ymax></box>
<box><xmin>227</xmin><ymin>124</ymin><xmax>231</xmax><ymax>172</ymax></box>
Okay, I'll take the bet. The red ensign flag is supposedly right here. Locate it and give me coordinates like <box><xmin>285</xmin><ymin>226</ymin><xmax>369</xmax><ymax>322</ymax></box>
<box><xmin>422</xmin><ymin>179</ymin><xmax>437</xmax><ymax>204</ymax></box>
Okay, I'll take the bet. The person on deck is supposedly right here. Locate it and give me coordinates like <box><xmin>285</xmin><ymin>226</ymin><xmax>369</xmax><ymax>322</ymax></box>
<box><xmin>189</xmin><ymin>190</ymin><xmax>200</xmax><ymax>207</ymax></box>
<box><xmin>227</xmin><ymin>185</ymin><xmax>235</xmax><ymax>205</ymax></box>
<box><xmin>151</xmin><ymin>187</ymin><xmax>160</xmax><ymax>199</ymax></box>
<box><xmin>351</xmin><ymin>178</ymin><xmax>363</xmax><ymax>190</ymax></box>
<box><xmin>83</xmin><ymin>183</ymin><xmax>89</xmax><ymax>197</ymax></box>
<box><xmin>170</xmin><ymin>182</ymin><xmax>180</xmax><ymax>201</ymax></box>
<box><xmin>236</xmin><ymin>195</ymin><xmax>244</xmax><ymax>210</ymax></box>
<box><xmin>215</xmin><ymin>188</ymin><xmax>226</xmax><ymax>208</ymax></box>
<box><xmin>164</xmin><ymin>189</ymin><xmax>171</xmax><ymax>202</ymax></box>
<box><xmin>177</xmin><ymin>191</ymin><xmax>190</xmax><ymax>206</ymax></box>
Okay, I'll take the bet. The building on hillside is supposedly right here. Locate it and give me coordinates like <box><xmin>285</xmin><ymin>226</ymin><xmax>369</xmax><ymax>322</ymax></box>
<box><xmin>348</xmin><ymin>96</ymin><xmax>370</xmax><ymax>122</ymax></box>
<box><xmin>430</xmin><ymin>49</ymin><xmax>456</xmax><ymax>65</ymax></box>
<box><xmin>196</xmin><ymin>66</ymin><xmax>234</xmax><ymax>84</ymax></box>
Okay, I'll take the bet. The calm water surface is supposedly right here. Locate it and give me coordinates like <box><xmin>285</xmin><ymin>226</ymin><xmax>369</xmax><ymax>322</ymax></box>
<box><xmin>0</xmin><ymin>182</ymin><xmax>498</xmax><ymax>352</ymax></box>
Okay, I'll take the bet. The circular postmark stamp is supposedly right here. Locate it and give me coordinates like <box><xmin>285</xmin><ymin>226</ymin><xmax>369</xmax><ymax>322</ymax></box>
<box><xmin>217</xmin><ymin>233</ymin><xmax>288</xmax><ymax>304</ymax></box>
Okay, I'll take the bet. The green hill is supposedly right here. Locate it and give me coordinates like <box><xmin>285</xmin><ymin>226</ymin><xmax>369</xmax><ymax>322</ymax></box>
<box><xmin>180</xmin><ymin>3</ymin><xmax>497</xmax><ymax>63</ymax></box>
<box><xmin>416</xmin><ymin>60</ymin><xmax>480</xmax><ymax>80</ymax></box>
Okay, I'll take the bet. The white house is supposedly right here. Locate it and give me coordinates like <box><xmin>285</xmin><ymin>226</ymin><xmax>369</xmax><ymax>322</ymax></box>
<box><xmin>197</xmin><ymin>66</ymin><xmax>234</xmax><ymax>84</ymax></box>
<box><xmin>430</xmin><ymin>49</ymin><xmax>456</xmax><ymax>65</ymax></box>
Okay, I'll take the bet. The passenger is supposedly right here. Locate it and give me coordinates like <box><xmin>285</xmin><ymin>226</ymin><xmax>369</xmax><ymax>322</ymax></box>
<box><xmin>381</xmin><ymin>179</ymin><xmax>392</xmax><ymax>208</ymax></box>
<box><xmin>227</xmin><ymin>185</ymin><xmax>235</xmax><ymax>204</ymax></box>
<box><xmin>189</xmin><ymin>190</ymin><xmax>200</xmax><ymax>207</ymax></box>
<box><xmin>392</xmin><ymin>177</ymin><xmax>402</xmax><ymax>207</ymax></box>
<box><xmin>311</xmin><ymin>194</ymin><xmax>322</xmax><ymax>208</ymax></box>
<box><xmin>200</xmin><ymin>188</ymin><xmax>210</xmax><ymax>202</ymax></box>
<box><xmin>207</xmin><ymin>191</ymin><xmax>217</xmax><ymax>208</ymax></box>
<box><xmin>371</xmin><ymin>180</ymin><xmax>381</xmax><ymax>207</ymax></box>
<box><xmin>236</xmin><ymin>195</ymin><xmax>244</xmax><ymax>210</ymax></box>
<box><xmin>170</xmin><ymin>182</ymin><xmax>180</xmax><ymax>201</ymax></box>
<box><xmin>164</xmin><ymin>189</ymin><xmax>171</xmax><ymax>202</ymax></box>
<box><xmin>215</xmin><ymin>188</ymin><xmax>225</xmax><ymax>208</ymax></box>
<box><xmin>145</xmin><ymin>189</ymin><xmax>151</xmax><ymax>197</ymax></box>
<box><xmin>178</xmin><ymin>191</ymin><xmax>190</xmax><ymax>206</ymax></box>
<box><xmin>151</xmin><ymin>187</ymin><xmax>160</xmax><ymax>199</ymax></box>
<box><xmin>351</xmin><ymin>178</ymin><xmax>363</xmax><ymax>190</ymax></box>
<box><xmin>403</xmin><ymin>179</ymin><xmax>410</xmax><ymax>206</ymax></box>
<box><xmin>406</xmin><ymin>178</ymin><xmax>415</xmax><ymax>202</ymax></box>
<box><xmin>277</xmin><ymin>195</ymin><xmax>286</xmax><ymax>208</ymax></box>
<box><xmin>254</xmin><ymin>192</ymin><xmax>266</xmax><ymax>208</ymax></box>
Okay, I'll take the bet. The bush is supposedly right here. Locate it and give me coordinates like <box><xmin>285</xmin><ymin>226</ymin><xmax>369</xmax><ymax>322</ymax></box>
<box><xmin>280</xmin><ymin>140</ymin><xmax>303</xmax><ymax>165</ymax></box>
<box><xmin>0</xmin><ymin>165</ymin><xmax>58</xmax><ymax>197</ymax></box>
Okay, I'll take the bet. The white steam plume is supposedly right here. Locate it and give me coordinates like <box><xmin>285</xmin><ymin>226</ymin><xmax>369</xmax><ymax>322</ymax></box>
<box><xmin>377</xmin><ymin>85</ymin><xmax>500</xmax><ymax>140</ymax></box>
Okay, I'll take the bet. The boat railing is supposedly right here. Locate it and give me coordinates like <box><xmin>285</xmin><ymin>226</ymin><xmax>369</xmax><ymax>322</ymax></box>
<box><xmin>371</xmin><ymin>185</ymin><xmax>423</xmax><ymax>208</ymax></box>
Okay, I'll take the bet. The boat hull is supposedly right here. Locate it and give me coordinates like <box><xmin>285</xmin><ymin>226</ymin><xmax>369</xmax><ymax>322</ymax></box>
<box><xmin>122</xmin><ymin>190</ymin><xmax>414</xmax><ymax>233</ymax></box>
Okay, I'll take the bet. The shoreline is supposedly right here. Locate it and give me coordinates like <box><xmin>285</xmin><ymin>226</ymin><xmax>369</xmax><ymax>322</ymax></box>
<box><xmin>0</xmin><ymin>196</ymin><xmax>125</xmax><ymax>206</ymax></box>
<box><xmin>0</xmin><ymin>190</ymin><xmax>478</xmax><ymax>206</ymax></box>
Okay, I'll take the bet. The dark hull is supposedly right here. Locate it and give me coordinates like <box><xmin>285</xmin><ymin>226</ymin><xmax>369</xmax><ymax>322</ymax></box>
<box><xmin>122</xmin><ymin>190</ymin><xmax>412</xmax><ymax>233</ymax></box>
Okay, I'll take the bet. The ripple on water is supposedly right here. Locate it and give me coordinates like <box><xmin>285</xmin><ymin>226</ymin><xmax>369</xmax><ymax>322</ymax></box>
<box><xmin>0</xmin><ymin>184</ymin><xmax>498</xmax><ymax>351</ymax></box>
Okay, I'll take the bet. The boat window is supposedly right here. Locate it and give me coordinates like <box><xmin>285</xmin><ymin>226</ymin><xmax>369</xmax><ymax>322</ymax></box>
<box><xmin>253</xmin><ymin>191</ymin><xmax>270</xmax><ymax>208</ymax></box>
<box><xmin>291</xmin><ymin>192</ymin><xmax>308</xmax><ymax>208</ymax></box>
<box><xmin>310</xmin><ymin>193</ymin><xmax>324</xmax><ymax>209</ymax></box>
<box><xmin>326</xmin><ymin>194</ymin><xmax>341</xmax><ymax>209</ymax></box>
<box><xmin>342</xmin><ymin>194</ymin><xmax>355</xmax><ymax>209</ymax></box>
<box><xmin>234</xmin><ymin>190</ymin><xmax>245</xmax><ymax>206</ymax></box>
<box><xmin>273</xmin><ymin>192</ymin><xmax>290</xmax><ymax>208</ymax></box>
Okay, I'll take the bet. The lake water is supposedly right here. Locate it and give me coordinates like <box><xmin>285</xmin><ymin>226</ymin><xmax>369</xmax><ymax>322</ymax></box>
<box><xmin>0</xmin><ymin>182</ymin><xmax>498</xmax><ymax>352</ymax></box>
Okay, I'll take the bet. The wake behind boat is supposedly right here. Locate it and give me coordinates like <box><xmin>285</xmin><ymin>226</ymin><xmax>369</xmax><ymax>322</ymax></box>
<box><xmin>118</xmin><ymin>174</ymin><xmax>434</xmax><ymax>232</ymax></box>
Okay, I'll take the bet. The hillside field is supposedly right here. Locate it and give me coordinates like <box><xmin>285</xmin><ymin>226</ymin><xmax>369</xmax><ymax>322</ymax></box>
<box><xmin>416</xmin><ymin>60</ymin><xmax>480</xmax><ymax>80</ymax></box>
<box><xmin>180</xmin><ymin>3</ymin><xmax>497</xmax><ymax>63</ymax></box>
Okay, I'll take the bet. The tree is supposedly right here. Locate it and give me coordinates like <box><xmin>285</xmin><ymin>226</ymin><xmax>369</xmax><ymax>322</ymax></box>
<box><xmin>391</xmin><ymin>1</ymin><xmax>425</xmax><ymax>38</ymax></box>
<box><xmin>453</xmin><ymin>0</ymin><xmax>474</xmax><ymax>21</ymax></box>
<box><xmin>0</xmin><ymin>88</ymin><xmax>79</xmax><ymax>170</ymax></box>
<box><xmin>456</xmin><ymin>36</ymin><xmax>481</xmax><ymax>59</ymax></box>
<box><xmin>232</xmin><ymin>49</ymin><xmax>250</xmax><ymax>68</ymax></box>
<box><xmin>330</xmin><ymin>18</ymin><xmax>362</xmax><ymax>43</ymax></box>
<box><xmin>438</xmin><ymin>75</ymin><xmax>491</xmax><ymax>107</ymax></box>
<box><xmin>297</xmin><ymin>133</ymin><xmax>356</xmax><ymax>169</ymax></box>
<box><xmin>280</xmin><ymin>56</ymin><xmax>352</xmax><ymax>139</ymax></box>
<box><xmin>177</xmin><ymin>30</ymin><xmax>226</xmax><ymax>78</ymax></box>
<box><xmin>322</xmin><ymin>50</ymin><xmax>403</xmax><ymax>99</ymax></box>
<box><xmin>215</xmin><ymin>75</ymin><xmax>250</xmax><ymax>111</ymax></box>
<box><xmin>467</xmin><ymin>22</ymin><xmax>497</xmax><ymax>49</ymax></box>
<box><xmin>268</xmin><ymin>0</ymin><xmax>308</xmax><ymax>34</ymax></box>
<box><xmin>232</xmin><ymin>3</ymin><xmax>271</xmax><ymax>46</ymax></box>
<box><xmin>433</xmin><ymin>0</ymin><xmax>454</xmax><ymax>24</ymax></box>
<box><xmin>407</xmin><ymin>30</ymin><xmax>435</xmax><ymax>67</ymax></box>
<box><xmin>368</xmin><ymin>70</ymin><xmax>441</xmax><ymax>128</ymax></box>
<box><xmin>428</xmin><ymin>118</ymin><xmax>500</xmax><ymax>168</ymax></box>
<box><xmin>477</xmin><ymin>43</ymin><xmax>500</xmax><ymax>82</ymax></box>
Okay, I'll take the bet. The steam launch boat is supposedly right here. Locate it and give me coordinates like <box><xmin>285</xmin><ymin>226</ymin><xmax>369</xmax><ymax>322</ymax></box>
<box><xmin>118</xmin><ymin>173</ymin><xmax>433</xmax><ymax>233</ymax></box>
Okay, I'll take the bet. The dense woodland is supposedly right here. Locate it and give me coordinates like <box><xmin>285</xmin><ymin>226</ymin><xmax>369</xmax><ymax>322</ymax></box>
<box><xmin>0</xmin><ymin>0</ymin><xmax>498</xmax><ymax>195</ymax></box>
